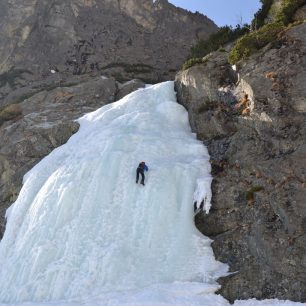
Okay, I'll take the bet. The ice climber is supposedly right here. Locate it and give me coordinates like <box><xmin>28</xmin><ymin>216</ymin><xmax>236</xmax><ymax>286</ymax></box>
<box><xmin>136</xmin><ymin>161</ymin><xmax>148</xmax><ymax>186</ymax></box>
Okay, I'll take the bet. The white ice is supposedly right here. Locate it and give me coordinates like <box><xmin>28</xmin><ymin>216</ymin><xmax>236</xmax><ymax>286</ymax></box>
<box><xmin>0</xmin><ymin>82</ymin><xmax>304</xmax><ymax>306</ymax></box>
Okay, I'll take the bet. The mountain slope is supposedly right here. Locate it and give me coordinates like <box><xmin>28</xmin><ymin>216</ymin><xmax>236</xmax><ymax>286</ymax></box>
<box><xmin>0</xmin><ymin>0</ymin><xmax>217</xmax><ymax>85</ymax></box>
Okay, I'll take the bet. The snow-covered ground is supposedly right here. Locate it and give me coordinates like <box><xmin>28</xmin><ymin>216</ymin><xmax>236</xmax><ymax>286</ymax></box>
<box><xmin>0</xmin><ymin>82</ymin><xmax>304</xmax><ymax>306</ymax></box>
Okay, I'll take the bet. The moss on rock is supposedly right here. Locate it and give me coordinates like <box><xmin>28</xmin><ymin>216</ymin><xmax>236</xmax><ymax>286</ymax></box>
<box><xmin>0</xmin><ymin>104</ymin><xmax>22</xmax><ymax>124</ymax></box>
<box><xmin>229</xmin><ymin>0</ymin><xmax>306</xmax><ymax>64</ymax></box>
<box><xmin>229</xmin><ymin>22</ymin><xmax>284</xmax><ymax>64</ymax></box>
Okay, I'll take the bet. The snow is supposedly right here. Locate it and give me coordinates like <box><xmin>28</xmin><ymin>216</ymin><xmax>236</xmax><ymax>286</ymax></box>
<box><xmin>0</xmin><ymin>82</ymin><xmax>304</xmax><ymax>306</ymax></box>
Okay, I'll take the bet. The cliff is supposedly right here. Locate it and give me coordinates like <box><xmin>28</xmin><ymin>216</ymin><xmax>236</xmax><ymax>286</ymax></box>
<box><xmin>175</xmin><ymin>10</ymin><xmax>306</xmax><ymax>303</ymax></box>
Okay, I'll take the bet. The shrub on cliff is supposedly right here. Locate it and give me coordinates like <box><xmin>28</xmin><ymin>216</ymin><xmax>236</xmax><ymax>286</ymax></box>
<box><xmin>251</xmin><ymin>0</ymin><xmax>274</xmax><ymax>30</ymax></box>
<box><xmin>183</xmin><ymin>25</ymin><xmax>249</xmax><ymax>70</ymax></box>
<box><xmin>275</xmin><ymin>0</ymin><xmax>306</xmax><ymax>24</ymax></box>
<box><xmin>190</xmin><ymin>25</ymin><xmax>249</xmax><ymax>59</ymax></box>
<box><xmin>229</xmin><ymin>22</ymin><xmax>284</xmax><ymax>64</ymax></box>
<box><xmin>182</xmin><ymin>57</ymin><xmax>206</xmax><ymax>70</ymax></box>
<box><xmin>229</xmin><ymin>0</ymin><xmax>305</xmax><ymax>64</ymax></box>
<box><xmin>183</xmin><ymin>0</ymin><xmax>306</xmax><ymax>68</ymax></box>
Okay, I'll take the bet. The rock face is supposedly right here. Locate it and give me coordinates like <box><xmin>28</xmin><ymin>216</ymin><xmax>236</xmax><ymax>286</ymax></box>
<box><xmin>294</xmin><ymin>4</ymin><xmax>306</xmax><ymax>21</ymax></box>
<box><xmin>175</xmin><ymin>22</ymin><xmax>306</xmax><ymax>303</ymax></box>
<box><xmin>0</xmin><ymin>0</ymin><xmax>217</xmax><ymax>89</ymax></box>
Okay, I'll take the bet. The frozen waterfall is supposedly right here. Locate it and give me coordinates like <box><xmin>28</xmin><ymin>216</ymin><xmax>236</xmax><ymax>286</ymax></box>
<box><xmin>0</xmin><ymin>82</ymin><xmax>302</xmax><ymax>306</ymax></box>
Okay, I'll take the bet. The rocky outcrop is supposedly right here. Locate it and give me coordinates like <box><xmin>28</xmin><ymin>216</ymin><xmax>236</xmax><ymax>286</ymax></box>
<box><xmin>0</xmin><ymin>0</ymin><xmax>217</xmax><ymax>94</ymax></box>
<box><xmin>175</xmin><ymin>22</ymin><xmax>306</xmax><ymax>303</ymax></box>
